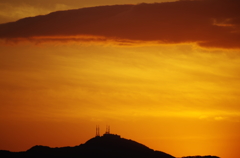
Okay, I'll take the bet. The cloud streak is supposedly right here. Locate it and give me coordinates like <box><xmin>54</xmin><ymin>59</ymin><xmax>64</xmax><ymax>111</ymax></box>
<box><xmin>0</xmin><ymin>0</ymin><xmax>240</xmax><ymax>48</ymax></box>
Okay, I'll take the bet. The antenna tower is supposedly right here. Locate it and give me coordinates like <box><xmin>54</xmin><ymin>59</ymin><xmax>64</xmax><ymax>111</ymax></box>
<box><xmin>96</xmin><ymin>125</ymin><xmax>100</xmax><ymax>136</ymax></box>
<box><xmin>106</xmin><ymin>125</ymin><xmax>110</xmax><ymax>134</ymax></box>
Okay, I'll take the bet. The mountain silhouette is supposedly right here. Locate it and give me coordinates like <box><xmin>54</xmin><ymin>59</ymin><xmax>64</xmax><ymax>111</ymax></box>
<box><xmin>182</xmin><ymin>156</ymin><xmax>220</xmax><ymax>158</ymax></box>
<box><xmin>0</xmin><ymin>133</ymin><xmax>175</xmax><ymax>158</ymax></box>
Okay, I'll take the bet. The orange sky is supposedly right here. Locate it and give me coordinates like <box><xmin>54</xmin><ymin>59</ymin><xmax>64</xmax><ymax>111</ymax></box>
<box><xmin>0</xmin><ymin>1</ymin><xmax>240</xmax><ymax>158</ymax></box>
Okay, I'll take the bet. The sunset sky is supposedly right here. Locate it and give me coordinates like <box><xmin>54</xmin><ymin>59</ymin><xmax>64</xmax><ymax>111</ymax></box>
<box><xmin>0</xmin><ymin>0</ymin><xmax>240</xmax><ymax>158</ymax></box>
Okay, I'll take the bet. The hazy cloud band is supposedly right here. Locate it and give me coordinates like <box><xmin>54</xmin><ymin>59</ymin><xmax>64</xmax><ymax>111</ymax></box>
<box><xmin>0</xmin><ymin>0</ymin><xmax>239</xmax><ymax>48</ymax></box>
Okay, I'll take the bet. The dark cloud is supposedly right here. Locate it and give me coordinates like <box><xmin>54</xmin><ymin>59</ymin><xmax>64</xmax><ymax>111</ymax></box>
<box><xmin>0</xmin><ymin>0</ymin><xmax>240</xmax><ymax>48</ymax></box>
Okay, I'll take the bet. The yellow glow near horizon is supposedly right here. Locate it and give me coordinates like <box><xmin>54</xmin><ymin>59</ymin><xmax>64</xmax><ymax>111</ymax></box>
<box><xmin>0</xmin><ymin>43</ymin><xmax>240</xmax><ymax>158</ymax></box>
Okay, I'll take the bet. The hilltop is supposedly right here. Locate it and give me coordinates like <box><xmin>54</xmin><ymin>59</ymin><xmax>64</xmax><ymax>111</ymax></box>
<box><xmin>0</xmin><ymin>132</ymin><xmax>221</xmax><ymax>158</ymax></box>
<box><xmin>0</xmin><ymin>133</ymin><xmax>175</xmax><ymax>158</ymax></box>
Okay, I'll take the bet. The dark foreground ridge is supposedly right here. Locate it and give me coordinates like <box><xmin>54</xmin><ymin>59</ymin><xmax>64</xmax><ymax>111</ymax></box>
<box><xmin>0</xmin><ymin>133</ymin><xmax>220</xmax><ymax>158</ymax></box>
<box><xmin>0</xmin><ymin>133</ymin><xmax>174</xmax><ymax>158</ymax></box>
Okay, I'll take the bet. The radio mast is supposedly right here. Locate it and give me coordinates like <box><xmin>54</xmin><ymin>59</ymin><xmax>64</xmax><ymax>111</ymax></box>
<box><xmin>96</xmin><ymin>125</ymin><xmax>100</xmax><ymax>136</ymax></box>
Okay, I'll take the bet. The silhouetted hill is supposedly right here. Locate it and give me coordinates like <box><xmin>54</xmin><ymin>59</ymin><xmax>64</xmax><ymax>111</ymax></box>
<box><xmin>0</xmin><ymin>134</ymin><xmax>220</xmax><ymax>158</ymax></box>
<box><xmin>182</xmin><ymin>156</ymin><xmax>220</xmax><ymax>158</ymax></box>
<box><xmin>0</xmin><ymin>133</ymin><xmax>175</xmax><ymax>158</ymax></box>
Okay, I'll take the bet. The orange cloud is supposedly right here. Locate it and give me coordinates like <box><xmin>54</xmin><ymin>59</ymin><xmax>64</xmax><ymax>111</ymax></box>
<box><xmin>0</xmin><ymin>0</ymin><xmax>240</xmax><ymax>48</ymax></box>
